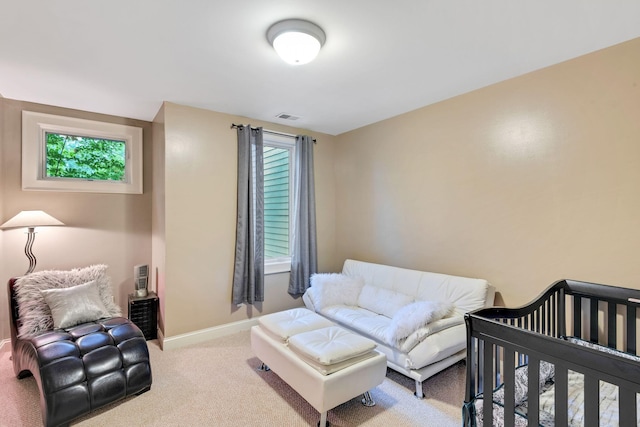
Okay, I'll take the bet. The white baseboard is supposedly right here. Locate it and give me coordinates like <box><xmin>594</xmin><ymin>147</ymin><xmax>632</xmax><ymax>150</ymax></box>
<box><xmin>0</xmin><ymin>339</ymin><xmax>9</xmax><ymax>352</ymax></box>
<box><xmin>160</xmin><ymin>317</ymin><xmax>259</xmax><ymax>351</ymax></box>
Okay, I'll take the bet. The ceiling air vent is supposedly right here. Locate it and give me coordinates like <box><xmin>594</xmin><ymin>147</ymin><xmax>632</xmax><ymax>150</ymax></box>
<box><xmin>275</xmin><ymin>112</ymin><xmax>300</xmax><ymax>121</ymax></box>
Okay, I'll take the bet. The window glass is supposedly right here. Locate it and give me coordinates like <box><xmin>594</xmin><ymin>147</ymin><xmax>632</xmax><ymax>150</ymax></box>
<box><xmin>262</xmin><ymin>134</ymin><xmax>295</xmax><ymax>273</ymax></box>
<box><xmin>45</xmin><ymin>132</ymin><xmax>126</xmax><ymax>181</ymax></box>
<box><xmin>264</xmin><ymin>145</ymin><xmax>290</xmax><ymax>258</ymax></box>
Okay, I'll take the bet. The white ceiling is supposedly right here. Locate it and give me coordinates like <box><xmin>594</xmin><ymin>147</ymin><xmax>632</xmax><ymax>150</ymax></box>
<box><xmin>1</xmin><ymin>1</ymin><xmax>639</xmax><ymax>136</ymax></box>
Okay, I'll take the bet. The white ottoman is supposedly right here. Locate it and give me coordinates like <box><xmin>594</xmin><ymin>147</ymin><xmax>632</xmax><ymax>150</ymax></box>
<box><xmin>251</xmin><ymin>309</ymin><xmax>387</xmax><ymax>427</ymax></box>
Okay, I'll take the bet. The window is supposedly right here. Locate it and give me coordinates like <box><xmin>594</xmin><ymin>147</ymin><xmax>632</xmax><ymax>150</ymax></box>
<box><xmin>263</xmin><ymin>133</ymin><xmax>295</xmax><ymax>274</ymax></box>
<box><xmin>22</xmin><ymin>111</ymin><xmax>143</xmax><ymax>194</ymax></box>
<box><xmin>45</xmin><ymin>133</ymin><xmax>126</xmax><ymax>181</ymax></box>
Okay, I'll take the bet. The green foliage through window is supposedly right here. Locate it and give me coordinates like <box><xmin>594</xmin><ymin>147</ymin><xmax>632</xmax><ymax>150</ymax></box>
<box><xmin>45</xmin><ymin>132</ymin><xmax>126</xmax><ymax>181</ymax></box>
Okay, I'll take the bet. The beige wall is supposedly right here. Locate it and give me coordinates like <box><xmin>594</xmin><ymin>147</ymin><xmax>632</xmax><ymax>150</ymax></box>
<box><xmin>0</xmin><ymin>99</ymin><xmax>153</xmax><ymax>343</ymax></box>
<box><xmin>156</xmin><ymin>103</ymin><xmax>338</xmax><ymax>338</ymax></box>
<box><xmin>334</xmin><ymin>38</ymin><xmax>640</xmax><ymax>307</ymax></box>
<box><xmin>3</xmin><ymin>37</ymin><xmax>639</xmax><ymax>343</ymax></box>
<box><xmin>151</xmin><ymin>104</ymin><xmax>166</xmax><ymax>334</ymax></box>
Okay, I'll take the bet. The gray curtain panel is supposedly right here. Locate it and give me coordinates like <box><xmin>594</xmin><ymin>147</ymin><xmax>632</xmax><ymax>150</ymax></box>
<box><xmin>232</xmin><ymin>125</ymin><xmax>265</xmax><ymax>305</ymax></box>
<box><xmin>288</xmin><ymin>135</ymin><xmax>317</xmax><ymax>296</ymax></box>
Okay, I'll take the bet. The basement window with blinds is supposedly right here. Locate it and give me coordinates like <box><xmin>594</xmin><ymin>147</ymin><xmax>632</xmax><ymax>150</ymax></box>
<box><xmin>263</xmin><ymin>133</ymin><xmax>295</xmax><ymax>274</ymax></box>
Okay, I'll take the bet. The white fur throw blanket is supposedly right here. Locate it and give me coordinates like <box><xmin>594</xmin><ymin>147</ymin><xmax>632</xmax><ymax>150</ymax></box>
<box><xmin>308</xmin><ymin>273</ymin><xmax>364</xmax><ymax>311</ymax></box>
<box><xmin>14</xmin><ymin>264</ymin><xmax>121</xmax><ymax>338</ymax></box>
<box><xmin>385</xmin><ymin>300</ymin><xmax>453</xmax><ymax>346</ymax></box>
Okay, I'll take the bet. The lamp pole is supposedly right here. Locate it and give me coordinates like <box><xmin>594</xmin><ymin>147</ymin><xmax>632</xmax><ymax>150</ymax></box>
<box><xmin>24</xmin><ymin>227</ymin><xmax>38</xmax><ymax>275</ymax></box>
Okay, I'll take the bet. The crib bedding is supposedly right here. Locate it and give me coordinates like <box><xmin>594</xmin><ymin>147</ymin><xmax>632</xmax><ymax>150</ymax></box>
<box><xmin>474</xmin><ymin>369</ymin><xmax>640</xmax><ymax>427</ymax></box>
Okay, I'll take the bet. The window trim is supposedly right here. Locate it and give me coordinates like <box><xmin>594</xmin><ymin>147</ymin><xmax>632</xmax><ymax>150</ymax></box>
<box><xmin>22</xmin><ymin>111</ymin><xmax>143</xmax><ymax>194</ymax></box>
<box><xmin>263</xmin><ymin>133</ymin><xmax>295</xmax><ymax>275</ymax></box>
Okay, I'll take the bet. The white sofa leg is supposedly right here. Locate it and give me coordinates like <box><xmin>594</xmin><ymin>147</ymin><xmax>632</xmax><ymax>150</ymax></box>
<box><xmin>414</xmin><ymin>380</ymin><xmax>424</xmax><ymax>399</ymax></box>
<box><xmin>318</xmin><ymin>411</ymin><xmax>328</xmax><ymax>427</ymax></box>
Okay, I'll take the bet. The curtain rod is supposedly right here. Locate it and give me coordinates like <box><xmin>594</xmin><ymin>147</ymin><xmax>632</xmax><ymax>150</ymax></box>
<box><xmin>230</xmin><ymin>123</ymin><xmax>316</xmax><ymax>143</ymax></box>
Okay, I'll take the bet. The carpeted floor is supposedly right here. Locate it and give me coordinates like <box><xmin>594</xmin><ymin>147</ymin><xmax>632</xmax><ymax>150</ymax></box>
<box><xmin>0</xmin><ymin>331</ymin><xmax>466</xmax><ymax>426</ymax></box>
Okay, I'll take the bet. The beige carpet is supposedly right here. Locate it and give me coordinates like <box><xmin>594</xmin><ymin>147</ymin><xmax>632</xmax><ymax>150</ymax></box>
<box><xmin>0</xmin><ymin>331</ymin><xmax>466</xmax><ymax>426</ymax></box>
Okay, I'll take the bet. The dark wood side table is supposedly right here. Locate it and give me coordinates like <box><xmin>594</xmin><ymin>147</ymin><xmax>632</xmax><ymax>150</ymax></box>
<box><xmin>128</xmin><ymin>291</ymin><xmax>158</xmax><ymax>340</ymax></box>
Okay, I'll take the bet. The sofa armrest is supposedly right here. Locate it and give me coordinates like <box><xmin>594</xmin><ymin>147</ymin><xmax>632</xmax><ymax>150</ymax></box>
<box><xmin>484</xmin><ymin>284</ymin><xmax>496</xmax><ymax>308</ymax></box>
<box><xmin>302</xmin><ymin>290</ymin><xmax>317</xmax><ymax>312</ymax></box>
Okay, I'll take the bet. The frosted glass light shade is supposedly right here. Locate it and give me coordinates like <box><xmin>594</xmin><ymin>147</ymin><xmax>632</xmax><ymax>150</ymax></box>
<box><xmin>272</xmin><ymin>32</ymin><xmax>321</xmax><ymax>65</ymax></box>
<box><xmin>267</xmin><ymin>19</ymin><xmax>326</xmax><ymax>65</ymax></box>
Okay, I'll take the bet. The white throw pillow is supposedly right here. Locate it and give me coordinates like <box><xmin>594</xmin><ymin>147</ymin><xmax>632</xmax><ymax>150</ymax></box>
<box><xmin>41</xmin><ymin>280</ymin><xmax>111</xmax><ymax>329</ymax></box>
<box><xmin>308</xmin><ymin>273</ymin><xmax>364</xmax><ymax>311</ymax></box>
<box><xmin>384</xmin><ymin>300</ymin><xmax>453</xmax><ymax>346</ymax></box>
<box><xmin>357</xmin><ymin>285</ymin><xmax>414</xmax><ymax>318</ymax></box>
<box><xmin>14</xmin><ymin>264</ymin><xmax>122</xmax><ymax>338</ymax></box>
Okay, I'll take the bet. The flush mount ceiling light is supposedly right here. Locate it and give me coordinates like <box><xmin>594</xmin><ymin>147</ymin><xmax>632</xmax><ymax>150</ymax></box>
<box><xmin>267</xmin><ymin>19</ymin><xmax>326</xmax><ymax>65</ymax></box>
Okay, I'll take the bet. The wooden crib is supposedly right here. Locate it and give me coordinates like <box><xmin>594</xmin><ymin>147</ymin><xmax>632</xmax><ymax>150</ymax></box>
<box><xmin>463</xmin><ymin>279</ymin><xmax>640</xmax><ymax>427</ymax></box>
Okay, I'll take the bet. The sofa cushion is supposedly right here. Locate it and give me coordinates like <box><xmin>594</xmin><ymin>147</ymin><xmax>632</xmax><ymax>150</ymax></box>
<box><xmin>398</xmin><ymin>317</ymin><xmax>464</xmax><ymax>354</ymax></box>
<box><xmin>341</xmin><ymin>259</ymin><xmax>493</xmax><ymax>316</ymax></box>
<box><xmin>320</xmin><ymin>306</ymin><xmax>388</xmax><ymax>339</ymax></box>
<box><xmin>342</xmin><ymin>259</ymin><xmax>423</xmax><ymax>296</ymax></box>
<box><xmin>307</xmin><ymin>273</ymin><xmax>364</xmax><ymax>311</ymax></box>
<box><xmin>322</xmin><ymin>304</ymin><xmax>463</xmax><ymax>354</ymax></box>
<box><xmin>384</xmin><ymin>300</ymin><xmax>453</xmax><ymax>346</ymax></box>
<box><xmin>357</xmin><ymin>285</ymin><xmax>414</xmax><ymax>318</ymax></box>
<box><xmin>415</xmin><ymin>273</ymin><xmax>490</xmax><ymax>316</ymax></box>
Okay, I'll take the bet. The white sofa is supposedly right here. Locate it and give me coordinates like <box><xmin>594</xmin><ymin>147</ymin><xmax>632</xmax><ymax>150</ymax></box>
<box><xmin>302</xmin><ymin>259</ymin><xmax>495</xmax><ymax>398</ymax></box>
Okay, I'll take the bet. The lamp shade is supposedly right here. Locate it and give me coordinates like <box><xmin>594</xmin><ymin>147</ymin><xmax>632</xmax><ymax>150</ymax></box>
<box><xmin>1</xmin><ymin>210</ymin><xmax>64</xmax><ymax>229</ymax></box>
<box><xmin>267</xmin><ymin>19</ymin><xmax>326</xmax><ymax>65</ymax></box>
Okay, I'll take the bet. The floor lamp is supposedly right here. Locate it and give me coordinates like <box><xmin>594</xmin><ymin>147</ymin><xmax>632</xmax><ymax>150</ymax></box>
<box><xmin>1</xmin><ymin>210</ymin><xmax>64</xmax><ymax>275</ymax></box>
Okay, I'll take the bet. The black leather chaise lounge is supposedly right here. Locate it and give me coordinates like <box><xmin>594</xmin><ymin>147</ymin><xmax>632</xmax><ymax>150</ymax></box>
<box><xmin>8</xmin><ymin>277</ymin><xmax>153</xmax><ymax>427</ymax></box>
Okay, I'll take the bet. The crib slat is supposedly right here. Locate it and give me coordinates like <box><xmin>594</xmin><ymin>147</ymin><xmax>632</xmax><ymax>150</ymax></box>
<box><xmin>494</xmin><ymin>346</ymin><xmax>501</xmax><ymax>386</ymax></box>
<box><xmin>590</xmin><ymin>298</ymin><xmax>598</xmax><ymax>343</ymax></box>
<box><xmin>545</xmin><ymin>298</ymin><xmax>551</xmax><ymax>335</ymax></box>
<box><xmin>584</xmin><ymin>375</ymin><xmax>599</xmax><ymax>427</ymax></box>
<box><xmin>477</xmin><ymin>339</ymin><xmax>484</xmax><ymax>395</ymax></box>
<box><xmin>626</xmin><ymin>305</ymin><xmax>636</xmax><ymax>354</ymax></box>
<box><xmin>482</xmin><ymin>342</ymin><xmax>493</xmax><ymax>427</ymax></box>
<box><xmin>574</xmin><ymin>296</ymin><xmax>582</xmax><ymax>337</ymax></box>
<box><xmin>554</xmin><ymin>364</ymin><xmax>568</xmax><ymax>427</ymax></box>
<box><xmin>608</xmin><ymin>302</ymin><xmax>616</xmax><ymax>348</ymax></box>
<box><xmin>527</xmin><ymin>356</ymin><xmax>540</xmax><ymax>426</ymax></box>
<box><xmin>558</xmin><ymin>288</ymin><xmax>565</xmax><ymax>337</ymax></box>
<box><xmin>503</xmin><ymin>350</ymin><xmax>515</xmax><ymax>427</ymax></box>
<box><xmin>619</xmin><ymin>384</ymin><xmax>636</xmax><ymax>427</ymax></box>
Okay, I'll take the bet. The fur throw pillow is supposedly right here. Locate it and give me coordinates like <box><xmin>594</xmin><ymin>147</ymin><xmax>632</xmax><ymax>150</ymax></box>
<box><xmin>308</xmin><ymin>273</ymin><xmax>364</xmax><ymax>311</ymax></box>
<box><xmin>14</xmin><ymin>264</ymin><xmax>121</xmax><ymax>338</ymax></box>
<box><xmin>385</xmin><ymin>300</ymin><xmax>453</xmax><ymax>346</ymax></box>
